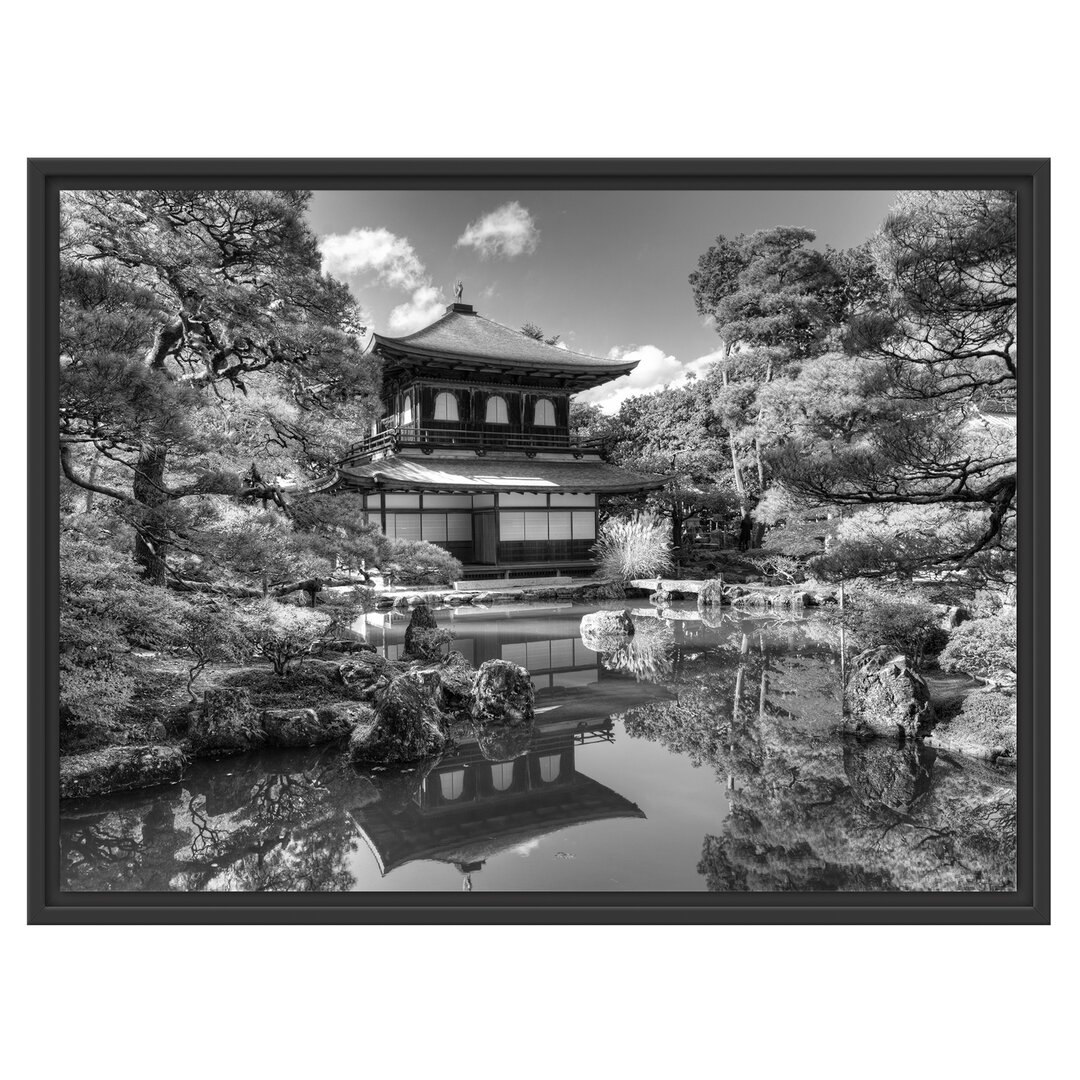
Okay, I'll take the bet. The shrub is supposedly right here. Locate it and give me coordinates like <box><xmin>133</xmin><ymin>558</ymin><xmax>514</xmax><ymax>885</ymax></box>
<box><xmin>384</xmin><ymin>539</ymin><xmax>463</xmax><ymax>587</ymax></box>
<box><xmin>60</xmin><ymin>529</ymin><xmax>190</xmax><ymax>743</ymax></box>
<box><xmin>236</xmin><ymin>600</ymin><xmax>332</xmax><ymax>676</ymax></box>
<box><xmin>179</xmin><ymin>604</ymin><xmax>250</xmax><ymax>700</ymax></box>
<box><xmin>843</xmin><ymin>589</ymin><xmax>948</xmax><ymax>668</ymax></box>
<box><xmin>593</xmin><ymin>513</ymin><xmax>673</xmax><ymax>582</ymax></box>
<box><xmin>939</xmin><ymin>615</ymin><xmax>1016</xmax><ymax>682</ymax></box>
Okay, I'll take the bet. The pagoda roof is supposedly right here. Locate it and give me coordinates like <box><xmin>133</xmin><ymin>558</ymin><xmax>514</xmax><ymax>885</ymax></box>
<box><xmin>368</xmin><ymin>303</ymin><xmax>637</xmax><ymax>381</ymax></box>
<box><xmin>338</xmin><ymin>454</ymin><xmax>670</xmax><ymax>494</ymax></box>
<box><xmin>351</xmin><ymin>771</ymin><xmax>646</xmax><ymax>877</ymax></box>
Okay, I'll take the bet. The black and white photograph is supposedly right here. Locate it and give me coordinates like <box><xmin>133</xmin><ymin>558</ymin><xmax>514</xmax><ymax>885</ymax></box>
<box><xmin>49</xmin><ymin>179</ymin><xmax>1026</xmax><ymax>897</ymax></box>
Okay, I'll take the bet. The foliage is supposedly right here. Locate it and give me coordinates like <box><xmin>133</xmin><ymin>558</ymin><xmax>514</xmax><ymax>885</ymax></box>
<box><xmin>765</xmin><ymin>191</ymin><xmax>1016</xmax><ymax>572</ymax></box>
<box><xmin>939</xmin><ymin>615</ymin><xmax>1016</xmax><ymax>683</ymax></box>
<box><xmin>808</xmin><ymin>503</ymin><xmax>1014</xmax><ymax>584</ymax></box>
<box><xmin>235</xmin><ymin>601</ymin><xmax>332</xmax><ymax>676</ymax></box>
<box><xmin>59</xmin><ymin>525</ymin><xmax>192</xmax><ymax>743</ymax></box>
<box><xmin>520</xmin><ymin>322</ymin><xmax>561</xmax><ymax>346</ymax></box>
<box><xmin>841</xmin><ymin>588</ymin><xmax>948</xmax><ymax>667</ymax></box>
<box><xmin>579</xmin><ymin>384</ymin><xmax>738</xmax><ymax>555</ymax></box>
<box><xmin>179</xmin><ymin>604</ymin><xmax>250</xmax><ymax>700</ymax></box>
<box><xmin>383</xmin><ymin>539</ymin><xmax>463</xmax><ymax>587</ymax></box>
<box><xmin>593</xmin><ymin>513</ymin><xmax>673</xmax><ymax>581</ymax></box>
<box><xmin>59</xmin><ymin>189</ymin><xmax>377</xmax><ymax>583</ymax></box>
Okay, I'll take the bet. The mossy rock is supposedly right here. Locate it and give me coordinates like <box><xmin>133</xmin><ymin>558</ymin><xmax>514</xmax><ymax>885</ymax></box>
<box><xmin>60</xmin><ymin>745</ymin><xmax>187</xmax><ymax>799</ymax></box>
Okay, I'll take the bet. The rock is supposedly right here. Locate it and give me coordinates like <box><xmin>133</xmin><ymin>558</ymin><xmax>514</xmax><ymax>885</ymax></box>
<box><xmin>351</xmin><ymin>668</ymin><xmax>449</xmax><ymax>764</ymax></box>
<box><xmin>477</xmin><ymin>724</ymin><xmax>534</xmax><ymax>762</ymax></box>
<box><xmin>579</xmin><ymin>609</ymin><xmax>635</xmax><ymax>652</ymax></box>
<box><xmin>650</xmin><ymin>588</ymin><xmax>672</xmax><ymax>605</ymax></box>
<box><xmin>472</xmin><ymin>659</ymin><xmax>535</xmax><ymax>726</ymax></box>
<box><xmin>848</xmin><ymin>649</ymin><xmax>936</xmax><ymax>738</ymax></box>
<box><xmin>436</xmin><ymin>650</ymin><xmax>476</xmax><ymax>711</ymax></box>
<box><xmin>402</xmin><ymin>603</ymin><xmax>445</xmax><ymax>661</ymax></box>
<box><xmin>60</xmin><ymin>745</ymin><xmax>187</xmax><ymax>799</ymax></box>
<box><xmin>338</xmin><ymin>652</ymin><xmax>389</xmax><ymax>687</ymax></box>
<box><xmin>392</xmin><ymin>594</ymin><xmax>411</xmax><ymax>610</ymax></box>
<box><xmin>595</xmin><ymin>580</ymin><xmax>626</xmax><ymax>600</ymax></box>
<box><xmin>260</xmin><ymin>703</ymin><xmax>368</xmax><ymax>747</ymax></box>
<box><xmin>471</xmin><ymin>591</ymin><xmax>493</xmax><ymax>604</ymax></box>
<box><xmin>844</xmin><ymin>739</ymin><xmax>936</xmax><ymax>814</ymax></box>
<box><xmin>189</xmin><ymin>688</ymin><xmax>265</xmax><ymax>754</ymax></box>
<box><xmin>697</xmin><ymin>578</ymin><xmax>727</xmax><ymax>608</ymax></box>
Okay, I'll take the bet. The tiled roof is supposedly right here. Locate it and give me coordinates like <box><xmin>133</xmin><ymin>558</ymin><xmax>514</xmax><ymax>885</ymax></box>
<box><xmin>369</xmin><ymin>306</ymin><xmax>635</xmax><ymax>372</ymax></box>
<box><xmin>338</xmin><ymin>454</ymin><xmax>670</xmax><ymax>493</ymax></box>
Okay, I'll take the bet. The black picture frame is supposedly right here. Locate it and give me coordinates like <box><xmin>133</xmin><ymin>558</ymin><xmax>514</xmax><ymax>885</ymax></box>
<box><xmin>28</xmin><ymin>158</ymin><xmax>1050</xmax><ymax>924</ymax></box>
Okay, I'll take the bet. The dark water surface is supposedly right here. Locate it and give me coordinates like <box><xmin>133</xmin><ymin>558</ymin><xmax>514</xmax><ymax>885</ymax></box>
<box><xmin>60</xmin><ymin>602</ymin><xmax>1016</xmax><ymax>892</ymax></box>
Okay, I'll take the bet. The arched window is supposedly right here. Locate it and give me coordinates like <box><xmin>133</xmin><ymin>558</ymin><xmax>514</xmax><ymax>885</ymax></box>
<box><xmin>534</xmin><ymin>398</ymin><xmax>556</xmax><ymax>426</ymax></box>
<box><xmin>539</xmin><ymin>755</ymin><xmax>562</xmax><ymax>783</ymax></box>
<box><xmin>490</xmin><ymin>762</ymin><xmax>516</xmax><ymax>792</ymax></box>
<box><xmin>439</xmin><ymin>769</ymin><xmax>465</xmax><ymax>801</ymax></box>
<box><xmin>433</xmin><ymin>391</ymin><xmax>458</xmax><ymax>421</ymax></box>
<box><xmin>485</xmin><ymin>395</ymin><xmax>509</xmax><ymax>424</ymax></box>
<box><xmin>400</xmin><ymin>391</ymin><xmax>414</xmax><ymax>426</ymax></box>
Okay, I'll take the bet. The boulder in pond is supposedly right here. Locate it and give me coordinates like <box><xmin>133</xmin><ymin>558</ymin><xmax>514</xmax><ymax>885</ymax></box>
<box><xmin>350</xmin><ymin>668</ymin><xmax>449</xmax><ymax>764</ymax></box>
<box><xmin>261</xmin><ymin>703</ymin><xmax>368</xmax><ymax>747</ymax></box>
<box><xmin>579</xmin><ymin>609</ymin><xmax>635</xmax><ymax>652</ymax></box>
<box><xmin>189</xmin><ymin>688</ymin><xmax>265</xmax><ymax>754</ymax></box>
<box><xmin>436</xmin><ymin>650</ymin><xmax>476</xmax><ymax>711</ymax></box>
<box><xmin>848</xmin><ymin>648</ymin><xmax>936</xmax><ymax>738</ymax></box>
<box><xmin>403</xmin><ymin>602</ymin><xmax>441</xmax><ymax>660</ymax></box>
<box><xmin>60</xmin><ymin>745</ymin><xmax>187</xmax><ymax>799</ymax></box>
<box><xmin>471</xmin><ymin>659</ymin><xmax>535</xmax><ymax>727</ymax></box>
<box><xmin>697</xmin><ymin>578</ymin><xmax>727</xmax><ymax>608</ymax></box>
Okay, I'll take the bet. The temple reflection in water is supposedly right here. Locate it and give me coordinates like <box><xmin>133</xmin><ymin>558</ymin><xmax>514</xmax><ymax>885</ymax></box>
<box><xmin>351</xmin><ymin>716</ymin><xmax>645</xmax><ymax>882</ymax></box>
<box><xmin>351</xmin><ymin>604</ymin><xmax>651</xmax><ymax>882</ymax></box>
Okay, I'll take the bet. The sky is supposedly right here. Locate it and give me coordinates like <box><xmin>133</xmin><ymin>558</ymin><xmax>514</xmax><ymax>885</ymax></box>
<box><xmin>308</xmin><ymin>188</ymin><xmax>900</xmax><ymax>413</ymax></box>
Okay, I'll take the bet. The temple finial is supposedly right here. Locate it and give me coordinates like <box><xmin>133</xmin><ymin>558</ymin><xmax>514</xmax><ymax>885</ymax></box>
<box><xmin>454</xmin><ymin>280</ymin><xmax>464</xmax><ymax>301</ymax></box>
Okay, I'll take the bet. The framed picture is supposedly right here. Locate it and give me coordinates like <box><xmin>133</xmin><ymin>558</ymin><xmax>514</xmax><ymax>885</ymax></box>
<box><xmin>28</xmin><ymin>158</ymin><xmax>1049</xmax><ymax>923</ymax></box>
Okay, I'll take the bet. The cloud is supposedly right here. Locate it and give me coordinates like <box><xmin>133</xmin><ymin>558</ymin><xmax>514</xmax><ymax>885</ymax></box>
<box><xmin>388</xmin><ymin>285</ymin><xmax>447</xmax><ymax>334</ymax></box>
<box><xmin>318</xmin><ymin>227</ymin><xmax>427</xmax><ymax>290</ymax></box>
<box><xmin>574</xmin><ymin>345</ymin><xmax>726</xmax><ymax>414</ymax></box>
<box><xmin>319</xmin><ymin>226</ymin><xmax>447</xmax><ymax>335</ymax></box>
<box><xmin>456</xmin><ymin>201</ymin><xmax>539</xmax><ymax>259</ymax></box>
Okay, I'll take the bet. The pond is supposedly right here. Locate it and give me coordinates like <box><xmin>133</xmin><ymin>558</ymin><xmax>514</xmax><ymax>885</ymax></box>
<box><xmin>59</xmin><ymin>601</ymin><xmax>1017</xmax><ymax>893</ymax></box>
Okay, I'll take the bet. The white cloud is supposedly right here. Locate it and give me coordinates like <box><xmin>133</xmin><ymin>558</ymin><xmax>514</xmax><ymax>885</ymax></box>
<box><xmin>575</xmin><ymin>345</ymin><xmax>726</xmax><ymax>414</ymax></box>
<box><xmin>388</xmin><ymin>285</ymin><xmax>447</xmax><ymax>334</ymax></box>
<box><xmin>456</xmin><ymin>201</ymin><xmax>539</xmax><ymax>259</ymax></box>
<box><xmin>318</xmin><ymin>227</ymin><xmax>427</xmax><ymax>290</ymax></box>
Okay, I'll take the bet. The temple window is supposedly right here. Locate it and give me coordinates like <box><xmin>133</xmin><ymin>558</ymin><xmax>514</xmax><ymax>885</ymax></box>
<box><xmin>490</xmin><ymin>762</ymin><xmax>516</xmax><ymax>792</ymax></box>
<box><xmin>534</xmin><ymin>397</ymin><xmax>556</xmax><ymax>426</ymax></box>
<box><xmin>439</xmin><ymin>769</ymin><xmax>465</xmax><ymax>801</ymax></box>
<box><xmin>485</xmin><ymin>394</ymin><xmax>509</xmax><ymax>423</ymax></box>
<box><xmin>433</xmin><ymin>391</ymin><xmax>458</xmax><ymax>421</ymax></box>
<box><xmin>539</xmin><ymin>755</ymin><xmax>562</xmax><ymax>783</ymax></box>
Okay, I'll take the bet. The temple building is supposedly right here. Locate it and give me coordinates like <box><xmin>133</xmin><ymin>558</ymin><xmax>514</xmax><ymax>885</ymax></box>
<box><xmin>336</xmin><ymin>301</ymin><xmax>668</xmax><ymax>578</ymax></box>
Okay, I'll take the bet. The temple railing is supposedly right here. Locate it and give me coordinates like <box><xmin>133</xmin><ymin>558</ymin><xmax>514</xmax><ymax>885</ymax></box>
<box><xmin>343</xmin><ymin>424</ymin><xmax>603</xmax><ymax>463</ymax></box>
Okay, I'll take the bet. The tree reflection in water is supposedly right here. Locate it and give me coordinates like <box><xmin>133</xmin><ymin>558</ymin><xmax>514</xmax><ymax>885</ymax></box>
<box><xmin>616</xmin><ymin>616</ymin><xmax>1016</xmax><ymax>892</ymax></box>
<box><xmin>60</xmin><ymin>606</ymin><xmax>1016</xmax><ymax>893</ymax></box>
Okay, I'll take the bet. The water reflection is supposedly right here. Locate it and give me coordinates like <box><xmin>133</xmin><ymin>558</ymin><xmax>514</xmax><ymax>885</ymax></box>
<box><xmin>352</xmin><ymin>717</ymin><xmax>644</xmax><ymax>882</ymax></box>
<box><xmin>60</xmin><ymin>603</ymin><xmax>1016</xmax><ymax>892</ymax></box>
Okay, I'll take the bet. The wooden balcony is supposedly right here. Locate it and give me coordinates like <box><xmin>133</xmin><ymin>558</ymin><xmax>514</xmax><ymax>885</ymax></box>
<box><xmin>343</xmin><ymin>423</ymin><xmax>603</xmax><ymax>464</ymax></box>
